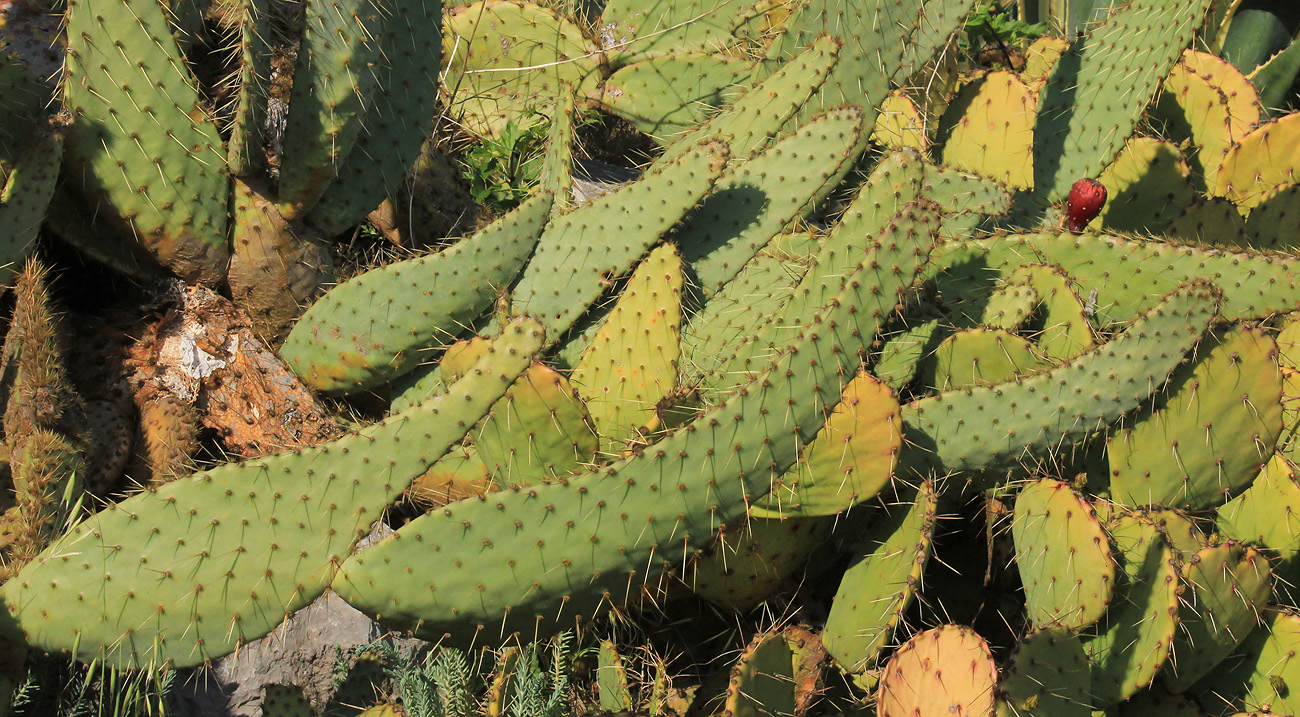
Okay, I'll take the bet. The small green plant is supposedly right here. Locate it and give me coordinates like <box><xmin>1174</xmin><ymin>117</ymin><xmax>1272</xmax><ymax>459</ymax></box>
<box><xmin>459</xmin><ymin>119</ymin><xmax>550</xmax><ymax>215</ymax></box>
<box><xmin>961</xmin><ymin>2</ymin><xmax>1049</xmax><ymax>54</ymax></box>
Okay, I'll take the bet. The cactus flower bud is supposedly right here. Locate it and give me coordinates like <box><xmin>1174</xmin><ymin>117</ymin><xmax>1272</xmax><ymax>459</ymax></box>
<box><xmin>1066</xmin><ymin>178</ymin><xmax>1107</xmax><ymax>234</ymax></box>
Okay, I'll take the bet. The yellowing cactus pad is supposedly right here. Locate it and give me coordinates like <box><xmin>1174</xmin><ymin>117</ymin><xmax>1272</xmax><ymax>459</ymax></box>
<box><xmin>876</xmin><ymin>625</ymin><xmax>996</xmax><ymax>717</ymax></box>
<box><xmin>939</xmin><ymin>71</ymin><xmax>1036</xmax><ymax>189</ymax></box>
<box><xmin>1214</xmin><ymin>112</ymin><xmax>1300</xmax><ymax>209</ymax></box>
<box><xmin>572</xmin><ymin>243</ymin><xmax>682</xmax><ymax>453</ymax></box>
<box><xmin>753</xmin><ymin>369</ymin><xmax>901</xmax><ymax>518</ymax></box>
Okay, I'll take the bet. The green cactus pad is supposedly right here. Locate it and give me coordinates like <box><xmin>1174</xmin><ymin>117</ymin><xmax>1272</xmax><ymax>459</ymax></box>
<box><xmin>0</xmin><ymin>318</ymin><xmax>544</xmax><ymax>669</ymax></box>
<box><xmin>282</xmin><ymin>192</ymin><xmax>552</xmax><ymax>393</ymax></box>
<box><xmin>1033</xmin><ymin>0</ymin><xmax>1214</xmax><ymax>202</ymax></box>
<box><xmin>1244</xmin><ymin>184</ymin><xmax>1300</xmax><ymax>250</ymax></box>
<box><xmin>875</xmin><ymin>313</ymin><xmax>944</xmax><ymax>393</ymax></box>
<box><xmin>1094</xmin><ymin>137</ymin><xmax>1196</xmax><ymax>235</ymax></box>
<box><xmin>938</xmin><ymin>71</ymin><xmax>1036</xmax><ymax>190</ymax></box>
<box><xmin>752</xmin><ymin>369</ymin><xmax>901</xmax><ymax>518</ymax></box>
<box><xmin>1214</xmin><ymin>112</ymin><xmax>1300</xmax><ymax>210</ymax></box>
<box><xmin>932</xmin><ymin>232</ymin><xmax>1300</xmax><ymax>327</ymax></box>
<box><xmin>1165</xmin><ymin>196</ymin><xmax>1249</xmax><ymax>246</ymax></box>
<box><xmin>63</xmin><ymin>0</ymin><xmax>230</xmax><ymax>284</ymax></box>
<box><xmin>677</xmin><ymin>106</ymin><xmax>864</xmax><ymax>298</ymax></box>
<box><xmin>1108</xmin><ymin>326</ymin><xmax>1282</xmax><ymax>510</ymax></box>
<box><xmin>999</xmin><ymin>627</ymin><xmax>1090</xmax><ymax>717</ymax></box>
<box><xmin>540</xmin><ymin>86</ymin><xmax>575</xmax><ymax>216</ymax></box>
<box><xmin>876</xmin><ymin>625</ymin><xmax>996</xmax><ymax>717</ymax></box>
<box><xmin>927</xmin><ymin>329</ymin><xmax>1048</xmax><ymax>391</ymax></box>
<box><xmin>1149</xmin><ymin>50</ymin><xmax>1260</xmax><ymax>190</ymax></box>
<box><xmin>981</xmin><ymin>280</ymin><xmax>1039</xmax><ymax>331</ymax></box>
<box><xmin>1014</xmin><ymin>264</ymin><xmax>1095</xmax><ymax>362</ymax></box>
<box><xmin>900</xmin><ymin>283</ymin><xmax>1220</xmax><ymax>478</ymax></box>
<box><xmin>1217</xmin><ymin>454</ymin><xmax>1300</xmax><ymax>598</ymax></box>
<box><xmin>599</xmin><ymin>0</ymin><xmax>744</xmax><ymax>67</ymax></box>
<box><xmin>1012</xmin><ymin>478</ymin><xmax>1115</xmax><ymax>630</ymax></box>
<box><xmin>680</xmin><ymin>253</ymin><xmax>805</xmax><ymax>386</ymax></box>
<box><xmin>509</xmin><ymin>141</ymin><xmax>727</xmax><ymax>348</ymax></box>
<box><xmin>1085</xmin><ymin>514</ymin><xmax>1179</xmax><ymax>706</ymax></box>
<box><xmin>468</xmin><ymin>363</ymin><xmax>599</xmax><ymax>487</ymax></box>
<box><xmin>572</xmin><ymin>244</ymin><xmax>681</xmax><ymax>453</ymax></box>
<box><xmin>723</xmin><ymin>629</ymin><xmax>797</xmax><ymax>717</ymax></box>
<box><xmin>655</xmin><ymin>35</ymin><xmax>840</xmax><ymax>168</ymax></box>
<box><xmin>302</xmin><ymin>0</ymin><xmax>444</xmax><ymax>236</ymax></box>
<box><xmin>441</xmin><ymin>1</ymin><xmax>600</xmax><ymax>138</ymax></box>
<box><xmin>224</xmin><ymin>0</ymin><xmax>269</xmax><ymax>177</ymax></box>
<box><xmin>599</xmin><ymin>53</ymin><xmax>750</xmax><ymax>139</ymax></box>
<box><xmin>697</xmin><ymin>199</ymin><xmax>941</xmax><ymax>398</ymax></box>
<box><xmin>685</xmin><ymin>514</ymin><xmax>835</xmax><ymax>612</ymax></box>
<box><xmin>262</xmin><ymin>684</ymin><xmax>312</xmax><ymax>717</ymax></box>
<box><xmin>275</xmin><ymin>0</ymin><xmax>386</xmax><ymax>218</ymax></box>
<box><xmin>822</xmin><ymin>481</ymin><xmax>937</xmax><ymax>675</ymax></box>
<box><xmin>764</xmin><ymin>0</ymin><xmax>975</xmax><ymax>133</ymax></box>
<box><xmin>0</xmin><ymin>123</ymin><xmax>60</xmax><ymax>289</ymax></box>
<box><xmin>596</xmin><ymin>640</ymin><xmax>632</xmax><ymax>711</ymax></box>
<box><xmin>1193</xmin><ymin>608</ymin><xmax>1300</xmax><ymax>716</ymax></box>
<box><xmin>1163</xmin><ymin>542</ymin><xmax>1272</xmax><ymax>692</ymax></box>
<box><xmin>0</xmin><ymin>52</ymin><xmax>49</xmax><ymax>161</ymax></box>
<box><xmin>331</xmin><ymin>198</ymin><xmax>939</xmax><ymax>645</ymax></box>
<box><xmin>407</xmin><ymin>444</ymin><xmax>493</xmax><ymax>508</ymax></box>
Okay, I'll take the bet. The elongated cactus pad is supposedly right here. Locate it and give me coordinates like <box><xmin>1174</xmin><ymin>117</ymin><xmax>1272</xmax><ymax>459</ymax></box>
<box><xmin>283</xmin><ymin>192</ymin><xmax>553</xmax><ymax>393</ymax></box>
<box><xmin>0</xmin><ymin>318</ymin><xmax>543</xmax><ymax>668</ymax></box>
<box><xmin>822</xmin><ymin>481</ymin><xmax>937</xmax><ymax>675</ymax></box>
<box><xmin>1033</xmin><ymin>0</ymin><xmax>1214</xmax><ymax>202</ymax></box>
<box><xmin>63</xmin><ymin>0</ymin><xmax>230</xmax><ymax>284</ymax></box>
<box><xmin>900</xmin><ymin>282</ymin><xmax>1219</xmax><ymax>478</ymax></box>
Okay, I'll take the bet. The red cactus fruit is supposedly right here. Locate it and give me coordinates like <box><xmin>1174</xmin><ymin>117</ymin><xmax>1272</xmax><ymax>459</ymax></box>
<box><xmin>1066</xmin><ymin>178</ymin><xmax>1107</xmax><ymax>234</ymax></box>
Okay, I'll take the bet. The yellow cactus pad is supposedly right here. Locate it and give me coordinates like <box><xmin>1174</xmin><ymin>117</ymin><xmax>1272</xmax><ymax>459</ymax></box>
<box><xmin>1021</xmin><ymin>36</ymin><xmax>1069</xmax><ymax>86</ymax></box>
<box><xmin>870</xmin><ymin>90</ymin><xmax>928</xmax><ymax>153</ymax></box>
<box><xmin>1214</xmin><ymin>112</ymin><xmax>1300</xmax><ymax>209</ymax></box>
<box><xmin>939</xmin><ymin>71</ymin><xmax>1036</xmax><ymax>189</ymax></box>
<box><xmin>752</xmin><ymin>369</ymin><xmax>901</xmax><ymax>518</ymax></box>
<box><xmin>573</xmin><ymin>243</ymin><xmax>683</xmax><ymax>453</ymax></box>
<box><xmin>877</xmin><ymin>625</ymin><xmax>996</xmax><ymax>717</ymax></box>
<box><xmin>1153</xmin><ymin>49</ymin><xmax>1261</xmax><ymax>188</ymax></box>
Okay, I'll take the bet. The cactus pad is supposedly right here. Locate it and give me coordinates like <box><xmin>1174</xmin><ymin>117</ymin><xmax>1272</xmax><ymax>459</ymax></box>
<box><xmin>441</xmin><ymin>1</ymin><xmax>600</xmax><ymax>137</ymax></box>
<box><xmin>1164</xmin><ymin>542</ymin><xmax>1272</xmax><ymax>692</ymax></box>
<box><xmin>572</xmin><ymin>243</ymin><xmax>681</xmax><ymax>453</ymax></box>
<box><xmin>1033</xmin><ymin>0</ymin><xmax>1214</xmax><ymax>202</ymax></box>
<box><xmin>939</xmin><ymin>71</ymin><xmax>1036</xmax><ymax>190</ymax></box>
<box><xmin>1012</xmin><ymin>478</ymin><xmax>1114</xmax><ymax>630</ymax></box>
<box><xmin>1108</xmin><ymin>326</ymin><xmax>1282</xmax><ymax>510</ymax></box>
<box><xmin>282</xmin><ymin>192</ymin><xmax>552</xmax><ymax>393</ymax></box>
<box><xmin>1214</xmin><ymin>112</ymin><xmax>1300</xmax><ymax>210</ymax></box>
<box><xmin>822</xmin><ymin>481</ymin><xmax>937</xmax><ymax>675</ymax></box>
<box><xmin>928</xmin><ymin>328</ymin><xmax>1048</xmax><ymax>391</ymax></box>
<box><xmin>752</xmin><ymin>369</ymin><xmax>901</xmax><ymax>518</ymax></box>
<box><xmin>1094</xmin><ymin>137</ymin><xmax>1196</xmax><ymax>235</ymax></box>
<box><xmin>999</xmin><ymin>627</ymin><xmax>1091</xmax><ymax>716</ymax></box>
<box><xmin>876</xmin><ymin>625</ymin><xmax>996</xmax><ymax>717</ymax></box>
<box><xmin>1085</xmin><ymin>513</ymin><xmax>1179</xmax><ymax>706</ymax></box>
